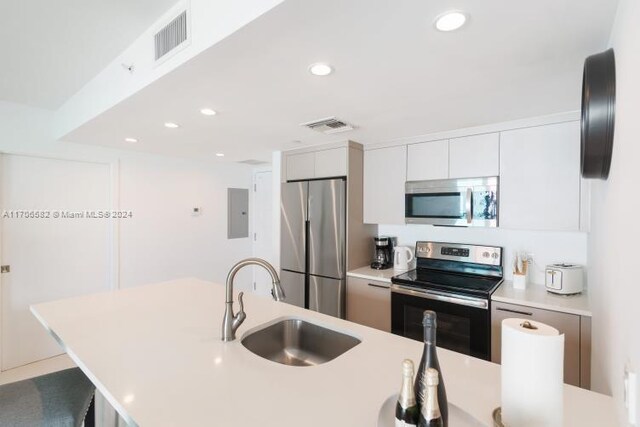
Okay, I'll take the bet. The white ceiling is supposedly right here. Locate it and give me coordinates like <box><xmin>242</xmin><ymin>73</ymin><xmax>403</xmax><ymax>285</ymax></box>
<box><xmin>63</xmin><ymin>0</ymin><xmax>618</xmax><ymax>161</ymax></box>
<box><xmin>0</xmin><ymin>0</ymin><xmax>178</xmax><ymax>109</ymax></box>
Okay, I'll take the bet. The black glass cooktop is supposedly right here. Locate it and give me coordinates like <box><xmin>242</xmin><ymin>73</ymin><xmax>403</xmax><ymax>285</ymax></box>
<box><xmin>391</xmin><ymin>268</ymin><xmax>503</xmax><ymax>297</ymax></box>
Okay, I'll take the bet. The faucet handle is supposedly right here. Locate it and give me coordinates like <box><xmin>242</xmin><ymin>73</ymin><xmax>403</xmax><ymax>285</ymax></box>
<box><xmin>235</xmin><ymin>292</ymin><xmax>246</xmax><ymax>324</ymax></box>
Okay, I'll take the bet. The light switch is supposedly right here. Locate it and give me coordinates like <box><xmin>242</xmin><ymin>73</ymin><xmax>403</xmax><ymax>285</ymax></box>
<box><xmin>625</xmin><ymin>367</ymin><xmax>637</xmax><ymax>425</ymax></box>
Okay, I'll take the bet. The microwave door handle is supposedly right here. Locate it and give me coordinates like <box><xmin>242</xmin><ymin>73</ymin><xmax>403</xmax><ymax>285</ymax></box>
<box><xmin>465</xmin><ymin>188</ymin><xmax>472</xmax><ymax>224</ymax></box>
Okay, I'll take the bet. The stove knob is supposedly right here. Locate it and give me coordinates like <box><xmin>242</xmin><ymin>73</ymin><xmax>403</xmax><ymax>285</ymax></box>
<box><xmin>483</xmin><ymin>251</ymin><xmax>490</xmax><ymax>258</ymax></box>
<box><xmin>492</xmin><ymin>252</ymin><xmax>499</xmax><ymax>259</ymax></box>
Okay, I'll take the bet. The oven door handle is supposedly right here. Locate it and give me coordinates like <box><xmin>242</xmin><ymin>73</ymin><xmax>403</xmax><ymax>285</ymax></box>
<box><xmin>391</xmin><ymin>284</ymin><xmax>488</xmax><ymax>310</ymax></box>
<box><xmin>465</xmin><ymin>187</ymin><xmax>473</xmax><ymax>224</ymax></box>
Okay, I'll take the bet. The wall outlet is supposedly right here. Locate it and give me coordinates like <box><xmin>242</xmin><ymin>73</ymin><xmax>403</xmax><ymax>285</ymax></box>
<box><xmin>625</xmin><ymin>367</ymin><xmax>637</xmax><ymax>425</ymax></box>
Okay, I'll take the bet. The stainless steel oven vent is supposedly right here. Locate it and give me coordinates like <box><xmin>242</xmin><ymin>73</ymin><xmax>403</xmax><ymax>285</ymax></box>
<box><xmin>301</xmin><ymin>117</ymin><xmax>354</xmax><ymax>134</ymax></box>
<box><xmin>154</xmin><ymin>10</ymin><xmax>188</xmax><ymax>61</ymax></box>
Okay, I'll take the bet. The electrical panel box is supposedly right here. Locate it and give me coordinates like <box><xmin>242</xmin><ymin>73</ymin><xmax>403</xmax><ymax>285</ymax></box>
<box><xmin>228</xmin><ymin>188</ymin><xmax>249</xmax><ymax>239</ymax></box>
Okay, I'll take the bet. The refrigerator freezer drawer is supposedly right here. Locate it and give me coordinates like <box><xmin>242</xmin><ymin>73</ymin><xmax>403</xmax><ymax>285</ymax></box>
<box><xmin>280</xmin><ymin>270</ymin><xmax>305</xmax><ymax>308</ymax></box>
<box><xmin>309</xmin><ymin>275</ymin><xmax>345</xmax><ymax>319</ymax></box>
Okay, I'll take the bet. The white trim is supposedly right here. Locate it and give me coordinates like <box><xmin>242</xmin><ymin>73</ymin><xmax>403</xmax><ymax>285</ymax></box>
<box><xmin>365</xmin><ymin>111</ymin><xmax>581</xmax><ymax>151</ymax></box>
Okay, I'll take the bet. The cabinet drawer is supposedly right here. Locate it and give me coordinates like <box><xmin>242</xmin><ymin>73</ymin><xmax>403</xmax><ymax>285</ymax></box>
<box><xmin>491</xmin><ymin>301</ymin><xmax>581</xmax><ymax>386</ymax></box>
<box><xmin>346</xmin><ymin>277</ymin><xmax>391</xmax><ymax>332</ymax></box>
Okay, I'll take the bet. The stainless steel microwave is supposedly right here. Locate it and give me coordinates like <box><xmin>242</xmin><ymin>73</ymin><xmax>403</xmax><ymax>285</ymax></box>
<box><xmin>405</xmin><ymin>177</ymin><xmax>498</xmax><ymax>227</ymax></box>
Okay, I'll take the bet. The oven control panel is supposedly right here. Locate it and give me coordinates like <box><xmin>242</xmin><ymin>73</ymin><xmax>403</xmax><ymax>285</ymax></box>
<box><xmin>415</xmin><ymin>241</ymin><xmax>502</xmax><ymax>266</ymax></box>
<box><xmin>441</xmin><ymin>247</ymin><xmax>469</xmax><ymax>257</ymax></box>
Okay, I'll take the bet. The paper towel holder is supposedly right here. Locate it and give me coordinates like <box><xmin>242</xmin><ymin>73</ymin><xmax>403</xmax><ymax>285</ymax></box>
<box><xmin>492</xmin><ymin>407</ymin><xmax>505</xmax><ymax>427</ymax></box>
<box><xmin>520</xmin><ymin>320</ymin><xmax>538</xmax><ymax>330</ymax></box>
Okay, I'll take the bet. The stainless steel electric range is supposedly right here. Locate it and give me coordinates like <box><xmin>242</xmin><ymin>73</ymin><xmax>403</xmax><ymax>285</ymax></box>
<box><xmin>391</xmin><ymin>241</ymin><xmax>503</xmax><ymax>361</ymax></box>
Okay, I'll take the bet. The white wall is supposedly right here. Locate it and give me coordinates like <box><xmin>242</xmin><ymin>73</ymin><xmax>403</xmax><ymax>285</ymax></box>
<box><xmin>1</xmin><ymin>100</ymin><xmax>254</xmax><ymax>290</ymax></box>
<box><xmin>379</xmin><ymin>224</ymin><xmax>587</xmax><ymax>285</ymax></box>
<box><xmin>588</xmin><ymin>0</ymin><xmax>640</xmax><ymax>422</ymax></box>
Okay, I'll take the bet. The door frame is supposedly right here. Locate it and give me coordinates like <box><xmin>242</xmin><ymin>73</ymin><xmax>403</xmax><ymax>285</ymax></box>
<box><xmin>251</xmin><ymin>168</ymin><xmax>274</xmax><ymax>295</ymax></box>
<box><xmin>0</xmin><ymin>151</ymin><xmax>120</xmax><ymax>371</ymax></box>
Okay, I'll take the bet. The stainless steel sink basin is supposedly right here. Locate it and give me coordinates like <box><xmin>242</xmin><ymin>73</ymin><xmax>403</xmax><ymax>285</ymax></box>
<box><xmin>241</xmin><ymin>318</ymin><xmax>361</xmax><ymax>366</ymax></box>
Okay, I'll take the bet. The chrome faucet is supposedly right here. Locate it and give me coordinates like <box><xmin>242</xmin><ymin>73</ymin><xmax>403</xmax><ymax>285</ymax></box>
<box><xmin>221</xmin><ymin>258</ymin><xmax>285</xmax><ymax>342</ymax></box>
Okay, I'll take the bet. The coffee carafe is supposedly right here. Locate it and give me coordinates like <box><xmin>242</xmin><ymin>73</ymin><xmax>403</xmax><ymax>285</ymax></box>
<box><xmin>371</xmin><ymin>236</ymin><xmax>394</xmax><ymax>270</ymax></box>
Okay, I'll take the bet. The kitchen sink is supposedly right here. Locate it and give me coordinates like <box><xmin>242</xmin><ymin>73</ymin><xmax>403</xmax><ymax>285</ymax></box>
<box><xmin>241</xmin><ymin>318</ymin><xmax>361</xmax><ymax>366</ymax></box>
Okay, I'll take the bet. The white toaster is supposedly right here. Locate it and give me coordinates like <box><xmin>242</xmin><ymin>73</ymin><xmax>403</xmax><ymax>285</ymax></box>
<box><xmin>545</xmin><ymin>263</ymin><xmax>584</xmax><ymax>295</ymax></box>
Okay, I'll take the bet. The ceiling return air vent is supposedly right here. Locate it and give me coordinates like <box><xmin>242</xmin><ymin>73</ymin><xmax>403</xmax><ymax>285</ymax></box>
<box><xmin>154</xmin><ymin>10</ymin><xmax>188</xmax><ymax>62</ymax></box>
<box><xmin>301</xmin><ymin>117</ymin><xmax>354</xmax><ymax>134</ymax></box>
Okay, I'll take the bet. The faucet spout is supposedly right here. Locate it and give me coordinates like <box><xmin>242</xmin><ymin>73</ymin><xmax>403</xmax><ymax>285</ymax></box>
<box><xmin>222</xmin><ymin>258</ymin><xmax>285</xmax><ymax>342</ymax></box>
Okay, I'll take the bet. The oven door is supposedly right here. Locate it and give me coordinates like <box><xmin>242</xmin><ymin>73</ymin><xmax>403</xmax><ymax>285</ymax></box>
<box><xmin>391</xmin><ymin>284</ymin><xmax>491</xmax><ymax>360</ymax></box>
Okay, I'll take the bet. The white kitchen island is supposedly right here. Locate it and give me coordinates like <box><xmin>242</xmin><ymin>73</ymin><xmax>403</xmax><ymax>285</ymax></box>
<box><xmin>31</xmin><ymin>278</ymin><xmax>616</xmax><ymax>427</ymax></box>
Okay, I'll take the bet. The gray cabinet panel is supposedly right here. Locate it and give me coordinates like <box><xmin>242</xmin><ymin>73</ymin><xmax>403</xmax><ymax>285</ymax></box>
<box><xmin>346</xmin><ymin>277</ymin><xmax>390</xmax><ymax>332</ymax></box>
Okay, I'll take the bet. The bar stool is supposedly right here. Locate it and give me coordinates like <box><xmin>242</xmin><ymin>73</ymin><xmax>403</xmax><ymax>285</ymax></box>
<box><xmin>0</xmin><ymin>367</ymin><xmax>95</xmax><ymax>427</ymax></box>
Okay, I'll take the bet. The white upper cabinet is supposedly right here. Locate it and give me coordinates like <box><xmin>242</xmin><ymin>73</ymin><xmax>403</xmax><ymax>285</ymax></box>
<box><xmin>285</xmin><ymin>148</ymin><xmax>348</xmax><ymax>181</ymax></box>
<box><xmin>406</xmin><ymin>139</ymin><xmax>449</xmax><ymax>181</ymax></box>
<box><xmin>364</xmin><ymin>145</ymin><xmax>407</xmax><ymax>224</ymax></box>
<box><xmin>315</xmin><ymin>147</ymin><xmax>347</xmax><ymax>178</ymax></box>
<box><xmin>449</xmin><ymin>133</ymin><xmax>500</xmax><ymax>178</ymax></box>
<box><xmin>499</xmin><ymin>121</ymin><xmax>581</xmax><ymax>231</ymax></box>
<box><xmin>286</xmin><ymin>152</ymin><xmax>315</xmax><ymax>180</ymax></box>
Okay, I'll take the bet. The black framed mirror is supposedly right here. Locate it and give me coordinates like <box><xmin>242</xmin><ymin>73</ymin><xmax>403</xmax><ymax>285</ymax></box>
<box><xmin>581</xmin><ymin>48</ymin><xmax>616</xmax><ymax>179</ymax></box>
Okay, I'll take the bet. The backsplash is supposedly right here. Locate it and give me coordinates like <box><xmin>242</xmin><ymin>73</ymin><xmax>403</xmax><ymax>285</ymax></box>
<box><xmin>378</xmin><ymin>224</ymin><xmax>588</xmax><ymax>286</ymax></box>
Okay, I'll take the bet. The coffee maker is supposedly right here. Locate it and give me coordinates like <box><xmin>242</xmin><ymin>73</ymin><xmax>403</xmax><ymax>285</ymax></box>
<box><xmin>371</xmin><ymin>236</ymin><xmax>394</xmax><ymax>270</ymax></box>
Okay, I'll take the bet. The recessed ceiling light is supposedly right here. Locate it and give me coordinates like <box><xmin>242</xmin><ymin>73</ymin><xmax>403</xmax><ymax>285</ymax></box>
<box><xmin>308</xmin><ymin>63</ymin><xmax>333</xmax><ymax>76</ymax></box>
<box><xmin>435</xmin><ymin>11</ymin><xmax>467</xmax><ymax>32</ymax></box>
<box><xmin>164</xmin><ymin>122</ymin><xmax>179</xmax><ymax>128</ymax></box>
<box><xmin>200</xmin><ymin>108</ymin><xmax>217</xmax><ymax>116</ymax></box>
<box><xmin>124</xmin><ymin>137</ymin><xmax>138</xmax><ymax>143</ymax></box>
<box><xmin>215</xmin><ymin>153</ymin><xmax>225</xmax><ymax>157</ymax></box>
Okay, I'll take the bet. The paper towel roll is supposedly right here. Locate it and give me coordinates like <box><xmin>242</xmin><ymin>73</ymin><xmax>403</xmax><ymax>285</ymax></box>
<box><xmin>501</xmin><ymin>318</ymin><xmax>564</xmax><ymax>427</ymax></box>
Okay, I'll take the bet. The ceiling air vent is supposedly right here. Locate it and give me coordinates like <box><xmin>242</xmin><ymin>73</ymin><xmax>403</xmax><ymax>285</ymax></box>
<box><xmin>301</xmin><ymin>117</ymin><xmax>354</xmax><ymax>134</ymax></box>
<box><xmin>154</xmin><ymin>10</ymin><xmax>188</xmax><ymax>61</ymax></box>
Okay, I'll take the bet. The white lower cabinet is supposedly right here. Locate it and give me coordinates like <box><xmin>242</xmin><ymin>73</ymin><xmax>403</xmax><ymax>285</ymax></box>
<box><xmin>491</xmin><ymin>301</ymin><xmax>591</xmax><ymax>388</ymax></box>
<box><xmin>346</xmin><ymin>277</ymin><xmax>391</xmax><ymax>332</ymax></box>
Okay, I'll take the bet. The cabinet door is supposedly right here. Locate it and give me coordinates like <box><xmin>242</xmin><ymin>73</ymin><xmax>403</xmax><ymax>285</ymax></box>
<box><xmin>406</xmin><ymin>140</ymin><xmax>449</xmax><ymax>181</ymax></box>
<box><xmin>499</xmin><ymin>122</ymin><xmax>581</xmax><ymax>231</ymax></box>
<box><xmin>491</xmin><ymin>301</ymin><xmax>581</xmax><ymax>386</ymax></box>
<box><xmin>346</xmin><ymin>277</ymin><xmax>391</xmax><ymax>332</ymax></box>
<box><xmin>315</xmin><ymin>147</ymin><xmax>347</xmax><ymax>178</ymax></box>
<box><xmin>286</xmin><ymin>152</ymin><xmax>315</xmax><ymax>181</ymax></box>
<box><xmin>449</xmin><ymin>133</ymin><xmax>499</xmax><ymax>178</ymax></box>
<box><xmin>363</xmin><ymin>146</ymin><xmax>406</xmax><ymax>224</ymax></box>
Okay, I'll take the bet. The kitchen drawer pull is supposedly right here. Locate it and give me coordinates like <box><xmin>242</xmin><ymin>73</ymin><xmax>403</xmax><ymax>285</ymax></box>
<box><xmin>496</xmin><ymin>307</ymin><xmax>533</xmax><ymax>316</ymax></box>
<box><xmin>367</xmin><ymin>282</ymin><xmax>390</xmax><ymax>290</ymax></box>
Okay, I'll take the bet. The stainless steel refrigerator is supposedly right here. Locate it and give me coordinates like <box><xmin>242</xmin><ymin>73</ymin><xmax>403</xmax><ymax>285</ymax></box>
<box><xmin>280</xmin><ymin>178</ymin><xmax>346</xmax><ymax>318</ymax></box>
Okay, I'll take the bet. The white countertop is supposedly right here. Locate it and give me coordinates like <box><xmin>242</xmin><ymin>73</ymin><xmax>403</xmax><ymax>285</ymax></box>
<box><xmin>32</xmin><ymin>278</ymin><xmax>612</xmax><ymax>426</ymax></box>
<box><xmin>347</xmin><ymin>265</ymin><xmax>406</xmax><ymax>283</ymax></box>
<box><xmin>492</xmin><ymin>281</ymin><xmax>592</xmax><ymax>317</ymax></box>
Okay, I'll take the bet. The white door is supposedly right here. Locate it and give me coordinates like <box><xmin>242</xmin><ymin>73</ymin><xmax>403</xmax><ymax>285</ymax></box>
<box><xmin>1</xmin><ymin>154</ymin><xmax>112</xmax><ymax>370</ymax></box>
<box><xmin>252</xmin><ymin>171</ymin><xmax>274</xmax><ymax>297</ymax></box>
